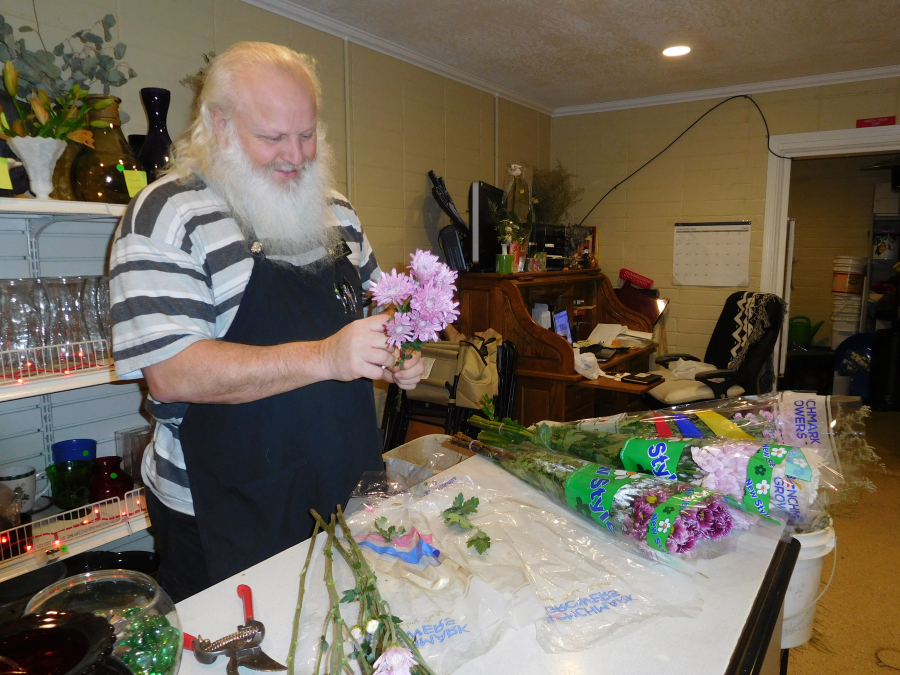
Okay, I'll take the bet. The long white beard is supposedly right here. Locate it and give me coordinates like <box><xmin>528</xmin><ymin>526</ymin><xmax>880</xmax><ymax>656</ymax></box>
<box><xmin>205</xmin><ymin>128</ymin><xmax>339</xmax><ymax>261</ymax></box>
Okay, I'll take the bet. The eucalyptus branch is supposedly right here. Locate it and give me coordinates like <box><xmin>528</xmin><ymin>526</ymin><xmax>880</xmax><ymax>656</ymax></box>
<box><xmin>29</xmin><ymin>0</ymin><xmax>45</xmax><ymax>51</ymax></box>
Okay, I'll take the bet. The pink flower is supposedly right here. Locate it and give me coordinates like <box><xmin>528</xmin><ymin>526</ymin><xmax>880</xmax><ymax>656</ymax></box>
<box><xmin>430</xmin><ymin>264</ymin><xmax>458</xmax><ymax>292</ymax></box>
<box><xmin>373</xmin><ymin>645</ymin><xmax>417</xmax><ymax>675</ymax></box>
<box><xmin>409</xmin><ymin>309</ymin><xmax>443</xmax><ymax>343</ymax></box>
<box><xmin>409</xmin><ymin>281</ymin><xmax>460</xmax><ymax>327</ymax></box>
<box><xmin>408</xmin><ymin>250</ymin><xmax>442</xmax><ymax>282</ymax></box>
<box><xmin>385</xmin><ymin>312</ymin><xmax>415</xmax><ymax>348</ymax></box>
<box><xmin>370</xmin><ymin>269</ymin><xmax>415</xmax><ymax>307</ymax></box>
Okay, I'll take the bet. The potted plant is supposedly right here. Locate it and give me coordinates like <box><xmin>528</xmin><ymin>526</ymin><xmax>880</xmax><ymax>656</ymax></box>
<box><xmin>0</xmin><ymin>11</ymin><xmax>135</xmax><ymax>199</ymax></box>
<box><xmin>0</xmin><ymin>62</ymin><xmax>110</xmax><ymax>198</ymax></box>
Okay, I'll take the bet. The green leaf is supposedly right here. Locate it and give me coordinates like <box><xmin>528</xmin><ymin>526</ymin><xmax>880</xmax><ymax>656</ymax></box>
<box><xmin>114</xmin><ymin>42</ymin><xmax>126</xmax><ymax>59</ymax></box>
<box><xmin>442</xmin><ymin>512</ymin><xmax>474</xmax><ymax>530</ymax></box>
<box><xmin>340</xmin><ymin>589</ymin><xmax>358</xmax><ymax>603</ymax></box>
<box><xmin>127</xmin><ymin>67</ymin><xmax>137</xmax><ymax>78</ymax></box>
<box><xmin>53</xmin><ymin>43</ymin><xmax>64</xmax><ymax>57</ymax></box>
<box><xmin>102</xmin><ymin>14</ymin><xmax>116</xmax><ymax>28</ymax></box>
<box><xmin>103</xmin><ymin>27</ymin><xmax>112</xmax><ymax>43</ymax></box>
<box><xmin>82</xmin><ymin>32</ymin><xmax>103</xmax><ymax>49</ymax></box>
<box><xmin>18</xmin><ymin>26</ymin><xmax>32</xmax><ymax>32</ymax></box>
<box><xmin>98</xmin><ymin>54</ymin><xmax>115</xmax><ymax>70</ymax></box>
<box><xmin>119</xmin><ymin>110</ymin><xmax>129</xmax><ymax>123</ymax></box>
<box><xmin>467</xmin><ymin>530</ymin><xmax>491</xmax><ymax>555</ymax></box>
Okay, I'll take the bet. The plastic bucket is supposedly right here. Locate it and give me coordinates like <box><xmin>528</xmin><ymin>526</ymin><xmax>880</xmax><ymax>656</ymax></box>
<box><xmin>832</xmin><ymin>256</ymin><xmax>866</xmax><ymax>294</ymax></box>
<box><xmin>831</xmin><ymin>318</ymin><xmax>858</xmax><ymax>349</ymax></box>
<box><xmin>782</xmin><ymin>520</ymin><xmax>836</xmax><ymax>649</ymax></box>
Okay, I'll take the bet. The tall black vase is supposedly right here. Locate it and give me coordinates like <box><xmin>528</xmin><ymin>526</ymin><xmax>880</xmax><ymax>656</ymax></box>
<box><xmin>137</xmin><ymin>88</ymin><xmax>173</xmax><ymax>183</ymax></box>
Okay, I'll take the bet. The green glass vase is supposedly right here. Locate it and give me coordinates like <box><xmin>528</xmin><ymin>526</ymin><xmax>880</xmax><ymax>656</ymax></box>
<box><xmin>72</xmin><ymin>96</ymin><xmax>144</xmax><ymax>204</ymax></box>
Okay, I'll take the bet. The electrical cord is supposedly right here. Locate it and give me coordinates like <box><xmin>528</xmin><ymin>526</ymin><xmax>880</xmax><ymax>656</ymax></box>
<box><xmin>577</xmin><ymin>94</ymin><xmax>790</xmax><ymax>226</ymax></box>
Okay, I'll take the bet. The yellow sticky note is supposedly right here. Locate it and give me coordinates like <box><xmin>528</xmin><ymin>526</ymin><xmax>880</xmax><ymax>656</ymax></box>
<box><xmin>122</xmin><ymin>169</ymin><xmax>147</xmax><ymax>198</ymax></box>
<box><xmin>0</xmin><ymin>158</ymin><xmax>12</xmax><ymax>190</ymax></box>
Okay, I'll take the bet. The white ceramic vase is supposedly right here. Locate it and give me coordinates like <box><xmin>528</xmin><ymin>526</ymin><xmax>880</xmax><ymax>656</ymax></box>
<box><xmin>8</xmin><ymin>136</ymin><xmax>67</xmax><ymax>199</ymax></box>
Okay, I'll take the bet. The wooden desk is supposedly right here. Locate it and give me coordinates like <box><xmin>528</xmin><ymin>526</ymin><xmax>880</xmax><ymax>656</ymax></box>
<box><xmin>457</xmin><ymin>270</ymin><xmax>653</xmax><ymax>424</ymax></box>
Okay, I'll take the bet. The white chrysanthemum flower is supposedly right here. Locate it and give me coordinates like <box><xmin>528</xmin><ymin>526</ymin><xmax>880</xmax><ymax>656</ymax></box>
<box><xmin>350</xmin><ymin>626</ymin><xmax>363</xmax><ymax>641</ymax></box>
<box><xmin>366</xmin><ymin>619</ymin><xmax>380</xmax><ymax>634</ymax></box>
<box><xmin>508</xmin><ymin>164</ymin><xmax>522</xmax><ymax>177</ymax></box>
<box><xmin>373</xmin><ymin>645</ymin><xmax>417</xmax><ymax>675</ymax></box>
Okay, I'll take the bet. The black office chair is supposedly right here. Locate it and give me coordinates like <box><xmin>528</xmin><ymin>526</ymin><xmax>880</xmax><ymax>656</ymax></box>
<box><xmin>647</xmin><ymin>291</ymin><xmax>786</xmax><ymax>406</ymax></box>
<box><xmin>382</xmin><ymin>338</ymin><xmax>518</xmax><ymax>452</ymax></box>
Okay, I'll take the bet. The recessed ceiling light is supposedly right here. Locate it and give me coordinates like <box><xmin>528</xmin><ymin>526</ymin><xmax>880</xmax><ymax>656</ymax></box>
<box><xmin>663</xmin><ymin>46</ymin><xmax>691</xmax><ymax>57</ymax></box>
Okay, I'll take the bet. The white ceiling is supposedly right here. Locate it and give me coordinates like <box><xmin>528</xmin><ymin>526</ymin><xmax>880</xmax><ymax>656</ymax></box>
<box><xmin>251</xmin><ymin>0</ymin><xmax>900</xmax><ymax>114</ymax></box>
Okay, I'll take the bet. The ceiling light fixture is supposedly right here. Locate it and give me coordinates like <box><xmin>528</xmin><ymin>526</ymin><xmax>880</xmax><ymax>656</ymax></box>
<box><xmin>663</xmin><ymin>46</ymin><xmax>691</xmax><ymax>57</ymax></box>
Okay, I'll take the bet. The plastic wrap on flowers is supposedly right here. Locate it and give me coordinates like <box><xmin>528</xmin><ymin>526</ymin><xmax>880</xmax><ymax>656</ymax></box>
<box><xmin>564</xmin><ymin>391</ymin><xmax>878</xmax><ymax>478</ymax></box>
<box><xmin>470</xmin><ymin>418</ymin><xmax>842</xmax><ymax>527</ymax></box>
<box><xmin>452</xmin><ymin>436</ymin><xmax>780</xmax><ymax>573</ymax></box>
<box><xmin>339</xmin><ymin>475</ymin><xmax>700</xmax><ymax>662</ymax></box>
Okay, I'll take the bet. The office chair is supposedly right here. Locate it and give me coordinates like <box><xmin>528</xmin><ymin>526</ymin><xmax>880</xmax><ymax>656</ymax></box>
<box><xmin>382</xmin><ymin>336</ymin><xmax>517</xmax><ymax>451</ymax></box>
<box><xmin>646</xmin><ymin>291</ymin><xmax>786</xmax><ymax>406</ymax></box>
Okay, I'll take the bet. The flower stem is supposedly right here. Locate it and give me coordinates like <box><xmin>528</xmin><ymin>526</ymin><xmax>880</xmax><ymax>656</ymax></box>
<box><xmin>287</xmin><ymin>520</ymin><xmax>321</xmax><ymax>675</ymax></box>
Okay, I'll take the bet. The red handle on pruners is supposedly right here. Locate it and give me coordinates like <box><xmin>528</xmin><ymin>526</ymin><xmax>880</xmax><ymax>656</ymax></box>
<box><xmin>237</xmin><ymin>584</ymin><xmax>254</xmax><ymax>623</ymax></box>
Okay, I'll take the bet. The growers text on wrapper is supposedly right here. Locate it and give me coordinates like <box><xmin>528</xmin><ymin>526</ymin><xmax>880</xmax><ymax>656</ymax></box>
<box><xmin>370</xmin><ymin>250</ymin><xmax>460</xmax><ymax>364</ymax></box>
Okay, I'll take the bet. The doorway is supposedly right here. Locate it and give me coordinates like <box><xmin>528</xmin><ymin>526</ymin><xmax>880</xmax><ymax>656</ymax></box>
<box><xmin>760</xmin><ymin>125</ymin><xmax>900</xmax><ymax>379</ymax></box>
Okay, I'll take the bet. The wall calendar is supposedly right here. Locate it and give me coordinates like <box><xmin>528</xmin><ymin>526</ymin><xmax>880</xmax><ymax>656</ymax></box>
<box><xmin>673</xmin><ymin>221</ymin><xmax>751</xmax><ymax>287</ymax></box>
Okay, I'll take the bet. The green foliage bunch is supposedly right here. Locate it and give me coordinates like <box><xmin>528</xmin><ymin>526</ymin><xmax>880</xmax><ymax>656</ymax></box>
<box><xmin>0</xmin><ymin>12</ymin><xmax>136</xmax><ymax>122</ymax></box>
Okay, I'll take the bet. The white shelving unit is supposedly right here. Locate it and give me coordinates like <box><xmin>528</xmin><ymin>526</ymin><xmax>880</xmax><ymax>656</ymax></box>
<box><xmin>0</xmin><ymin>198</ymin><xmax>151</xmax><ymax>582</ymax></box>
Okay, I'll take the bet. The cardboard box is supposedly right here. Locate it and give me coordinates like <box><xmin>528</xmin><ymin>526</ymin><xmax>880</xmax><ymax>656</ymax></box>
<box><xmin>383</xmin><ymin>434</ymin><xmax>472</xmax><ymax>487</ymax></box>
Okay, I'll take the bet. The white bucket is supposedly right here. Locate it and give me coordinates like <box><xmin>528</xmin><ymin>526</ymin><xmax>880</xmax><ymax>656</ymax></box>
<box><xmin>832</xmin><ymin>256</ymin><xmax>867</xmax><ymax>295</ymax></box>
<box><xmin>831</xmin><ymin>318</ymin><xmax>858</xmax><ymax>349</ymax></box>
<box><xmin>782</xmin><ymin>520</ymin><xmax>837</xmax><ymax>649</ymax></box>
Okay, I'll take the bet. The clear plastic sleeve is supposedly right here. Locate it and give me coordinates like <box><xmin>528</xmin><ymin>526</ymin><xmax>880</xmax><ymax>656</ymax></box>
<box><xmin>291</xmin><ymin>474</ymin><xmax>703</xmax><ymax>670</ymax></box>
<box><xmin>453</xmin><ymin>437</ymin><xmax>784</xmax><ymax>575</ymax></box>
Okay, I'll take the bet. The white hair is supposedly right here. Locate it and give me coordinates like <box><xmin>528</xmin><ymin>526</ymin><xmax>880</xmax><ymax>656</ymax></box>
<box><xmin>166</xmin><ymin>41</ymin><xmax>323</xmax><ymax>182</ymax></box>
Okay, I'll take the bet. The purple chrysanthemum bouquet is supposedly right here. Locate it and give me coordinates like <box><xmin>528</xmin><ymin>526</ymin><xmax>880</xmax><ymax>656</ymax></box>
<box><xmin>369</xmin><ymin>250</ymin><xmax>460</xmax><ymax>364</ymax></box>
<box><xmin>455</xmin><ymin>436</ymin><xmax>775</xmax><ymax>571</ymax></box>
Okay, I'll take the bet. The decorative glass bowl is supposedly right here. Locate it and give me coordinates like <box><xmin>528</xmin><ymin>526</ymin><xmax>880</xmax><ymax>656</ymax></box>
<box><xmin>25</xmin><ymin>569</ymin><xmax>182</xmax><ymax>675</ymax></box>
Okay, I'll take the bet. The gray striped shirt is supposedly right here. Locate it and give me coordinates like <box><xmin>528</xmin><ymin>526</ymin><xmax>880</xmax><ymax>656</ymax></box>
<box><xmin>109</xmin><ymin>174</ymin><xmax>380</xmax><ymax>516</ymax></box>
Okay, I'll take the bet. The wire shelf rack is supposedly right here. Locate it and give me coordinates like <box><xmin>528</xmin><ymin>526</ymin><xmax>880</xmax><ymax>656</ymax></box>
<box><xmin>0</xmin><ymin>487</ymin><xmax>147</xmax><ymax>570</ymax></box>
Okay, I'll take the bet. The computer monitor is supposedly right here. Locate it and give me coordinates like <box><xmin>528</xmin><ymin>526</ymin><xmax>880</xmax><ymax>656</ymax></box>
<box><xmin>553</xmin><ymin>309</ymin><xmax>573</xmax><ymax>344</ymax></box>
<box><xmin>468</xmin><ymin>181</ymin><xmax>506</xmax><ymax>272</ymax></box>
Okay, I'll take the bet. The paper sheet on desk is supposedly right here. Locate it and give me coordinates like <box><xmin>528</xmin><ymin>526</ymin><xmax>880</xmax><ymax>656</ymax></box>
<box><xmin>588</xmin><ymin>324</ymin><xmax>654</xmax><ymax>347</ymax></box>
<box><xmin>284</xmin><ymin>476</ymin><xmax>702</xmax><ymax>672</ymax></box>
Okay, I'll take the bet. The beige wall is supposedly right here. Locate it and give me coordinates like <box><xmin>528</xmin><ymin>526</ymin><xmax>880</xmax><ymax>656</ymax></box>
<box><xmin>551</xmin><ymin>80</ymin><xmax>900</xmax><ymax>355</ymax></box>
<box><xmin>788</xmin><ymin>156</ymin><xmax>889</xmax><ymax>342</ymax></box>
<box><xmin>0</xmin><ymin>0</ymin><xmax>549</xmax><ymax>271</ymax></box>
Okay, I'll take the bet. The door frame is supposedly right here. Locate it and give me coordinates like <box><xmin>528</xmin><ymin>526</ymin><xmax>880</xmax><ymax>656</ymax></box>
<box><xmin>760</xmin><ymin>125</ymin><xmax>900</xmax><ymax>295</ymax></box>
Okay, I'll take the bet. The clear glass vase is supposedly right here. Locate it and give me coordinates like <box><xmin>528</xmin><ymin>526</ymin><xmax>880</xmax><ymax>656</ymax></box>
<box><xmin>72</xmin><ymin>96</ymin><xmax>144</xmax><ymax>204</ymax></box>
<box><xmin>25</xmin><ymin>569</ymin><xmax>182</xmax><ymax>675</ymax></box>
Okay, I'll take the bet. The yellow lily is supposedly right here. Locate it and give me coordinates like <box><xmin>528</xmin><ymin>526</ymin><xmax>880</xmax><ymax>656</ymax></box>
<box><xmin>30</xmin><ymin>94</ymin><xmax>49</xmax><ymax>125</ymax></box>
<box><xmin>66</xmin><ymin>129</ymin><xmax>95</xmax><ymax>149</ymax></box>
<box><xmin>3</xmin><ymin>61</ymin><xmax>17</xmax><ymax>98</ymax></box>
<box><xmin>11</xmin><ymin>119</ymin><xmax>25</xmax><ymax>137</ymax></box>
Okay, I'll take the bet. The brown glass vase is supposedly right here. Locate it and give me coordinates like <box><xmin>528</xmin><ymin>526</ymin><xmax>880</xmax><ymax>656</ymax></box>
<box><xmin>50</xmin><ymin>142</ymin><xmax>80</xmax><ymax>200</ymax></box>
<box><xmin>72</xmin><ymin>96</ymin><xmax>144</xmax><ymax>204</ymax></box>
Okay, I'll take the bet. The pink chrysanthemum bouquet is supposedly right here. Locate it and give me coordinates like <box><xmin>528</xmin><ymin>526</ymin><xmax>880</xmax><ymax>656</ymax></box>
<box><xmin>369</xmin><ymin>250</ymin><xmax>460</xmax><ymax>364</ymax></box>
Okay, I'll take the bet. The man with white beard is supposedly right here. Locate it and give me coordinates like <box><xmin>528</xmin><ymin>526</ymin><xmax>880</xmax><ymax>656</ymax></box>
<box><xmin>109</xmin><ymin>42</ymin><xmax>423</xmax><ymax>602</ymax></box>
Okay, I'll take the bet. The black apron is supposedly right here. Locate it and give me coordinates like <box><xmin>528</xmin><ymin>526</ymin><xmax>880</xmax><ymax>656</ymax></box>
<box><xmin>178</xmin><ymin>248</ymin><xmax>382</xmax><ymax>583</ymax></box>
